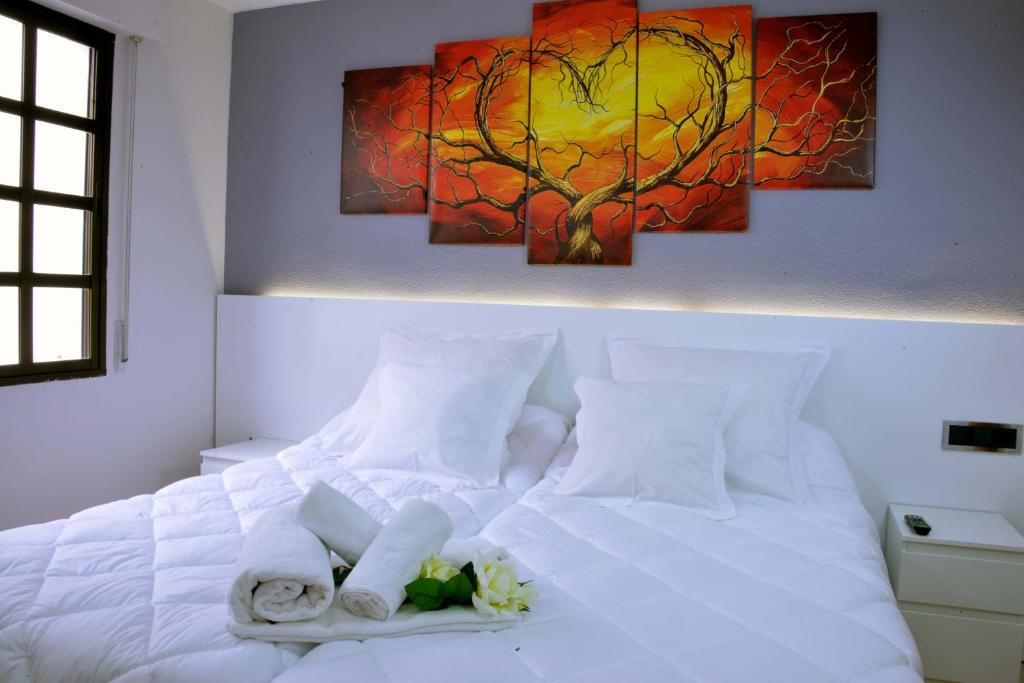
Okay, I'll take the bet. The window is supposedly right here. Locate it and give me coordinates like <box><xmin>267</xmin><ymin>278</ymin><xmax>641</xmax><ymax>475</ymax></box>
<box><xmin>0</xmin><ymin>0</ymin><xmax>113</xmax><ymax>386</ymax></box>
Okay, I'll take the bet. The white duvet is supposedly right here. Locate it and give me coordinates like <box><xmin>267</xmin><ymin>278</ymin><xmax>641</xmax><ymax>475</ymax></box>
<box><xmin>0</xmin><ymin>424</ymin><xmax>921</xmax><ymax>683</ymax></box>
<box><xmin>0</xmin><ymin>441</ymin><xmax>521</xmax><ymax>682</ymax></box>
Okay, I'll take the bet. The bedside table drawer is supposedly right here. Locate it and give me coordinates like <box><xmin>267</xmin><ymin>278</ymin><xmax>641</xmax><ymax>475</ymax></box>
<box><xmin>897</xmin><ymin>548</ymin><xmax>1024</xmax><ymax>614</ymax></box>
<box><xmin>902</xmin><ymin>608</ymin><xmax>1024</xmax><ymax>683</ymax></box>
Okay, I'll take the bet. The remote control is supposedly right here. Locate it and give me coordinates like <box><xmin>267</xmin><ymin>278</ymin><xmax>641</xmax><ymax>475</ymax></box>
<box><xmin>904</xmin><ymin>514</ymin><xmax>931</xmax><ymax>536</ymax></box>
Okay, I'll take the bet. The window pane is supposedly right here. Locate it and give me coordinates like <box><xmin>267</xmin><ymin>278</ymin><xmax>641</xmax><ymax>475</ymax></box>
<box><xmin>0</xmin><ymin>199</ymin><xmax>17</xmax><ymax>272</ymax></box>
<box><xmin>33</xmin><ymin>287</ymin><xmax>85</xmax><ymax>362</ymax></box>
<box><xmin>34</xmin><ymin>205</ymin><xmax>87</xmax><ymax>274</ymax></box>
<box><xmin>0</xmin><ymin>286</ymin><xmax>16</xmax><ymax>365</ymax></box>
<box><xmin>36</xmin><ymin>29</ymin><xmax>93</xmax><ymax>118</ymax></box>
<box><xmin>34</xmin><ymin>121</ymin><xmax>89</xmax><ymax>195</ymax></box>
<box><xmin>0</xmin><ymin>111</ymin><xmax>20</xmax><ymax>186</ymax></box>
<box><xmin>0</xmin><ymin>15</ymin><xmax>23</xmax><ymax>101</ymax></box>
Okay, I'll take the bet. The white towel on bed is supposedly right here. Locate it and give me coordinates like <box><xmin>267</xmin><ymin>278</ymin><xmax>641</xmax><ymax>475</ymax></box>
<box><xmin>296</xmin><ymin>481</ymin><xmax>382</xmax><ymax>565</ymax></box>
<box><xmin>228</xmin><ymin>505</ymin><xmax>335</xmax><ymax>624</ymax></box>
<box><xmin>229</xmin><ymin>539</ymin><xmax>519</xmax><ymax>642</ymax></box>
<box><xmin>338</xmin><ymin>498</ymin><xmax>453</xmax><ymax>621</ymax></box>
<box><xmin>228</xmin><ymin>601</ymin><xmax>520</xmax><ymax>642</ymax></box>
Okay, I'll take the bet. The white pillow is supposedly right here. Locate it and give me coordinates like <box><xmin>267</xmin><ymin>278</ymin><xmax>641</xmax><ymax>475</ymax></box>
<box><xmin>345</xmin><ymin>362</ymin><xmax>533</xmax><ymax>487</ymax></box>
<box><xmin>608</xmin><ymin>338</ymin><xmax>829</xmax><ymax>502</ymax></box>
<box><xmin>325</xmin><ymin>325</ymin><xmax>557</xmax><ymax>454</ymax></box>
<box><xmin>502</xmin><ymin>404</ymin><xmax>571</xmax><ymax>493</ymax></box>
<box><xmin>555</xmin><ymin>378</ymin><xmax>743</xmax><ymax>518</ymax></box>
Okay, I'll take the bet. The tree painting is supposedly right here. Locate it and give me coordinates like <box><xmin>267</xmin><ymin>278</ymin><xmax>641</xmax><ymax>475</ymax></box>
<box><xmin>527</xmin><ymin>0</ymin><xmax>638</xmax><ymax>266</ymax></box>
<box><xmin>636</xmin><ymin>5</ymin><xmax>753</xmax><ymax>232</ymax></box>
<box><xmin>428</xmin><ymin>37</ymin><xmax>532</xmax><ymax>245</ymax></box>
<box><xmin>340</xmin><ymin>65</ymin><xmax>432</xmax><ymax>214</ymax></box>
<box><xmin>753</xmin><ymin>13</ymin><xmax>877</xmax><ymax>189</ymax></box>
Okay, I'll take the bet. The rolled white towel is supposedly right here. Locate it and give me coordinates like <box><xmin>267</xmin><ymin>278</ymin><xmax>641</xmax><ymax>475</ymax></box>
<box><xmin>339</xmin><ymin>499</ymin><xmax>453</xmax><ymax>621</ymax></box>
<box><xmin>228</xmin><ymin>505</ymin><xmax>334</xmax><ymax>624</ymax></box>
<box><xmin>296</xmin><ymin>481</ymin><xmax>382</xmax><ymax>566</ymax></box>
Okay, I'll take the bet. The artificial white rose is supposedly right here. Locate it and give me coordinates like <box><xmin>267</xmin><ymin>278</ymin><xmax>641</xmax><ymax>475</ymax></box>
<box><xmin>471</xmin><ymin>552</ymin><xmax>535</xmax><ymax>615</ymax></box>
<box><xmin>420</xmin><ymin>554</ymin><xmax>460</xmax><ymax>582</ymax></box>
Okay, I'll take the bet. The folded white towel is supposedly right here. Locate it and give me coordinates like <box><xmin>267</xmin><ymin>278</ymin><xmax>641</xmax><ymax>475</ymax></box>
<box><xmin>296</xmin><ymin>481</ymin><xmax>382</xmax><ymax>565</ymax></box>
<box><xmin>228</xmin><ymin>539</ymin><xmax>519</xmax><ymax>643</ymax></box>
<box><xmin>228</xmin><ymin>602</ymin><xmax>519</xmax><ymax>642</ymax></box>
<box><xmin>228</xmin><ymin>505</ymin><xmax>334</xmax><ymax>624</ymax></box>
<box><xmin>339</xmin><ymin>498</ymin><xmax>453</xmax><ymax>621</ymax></box>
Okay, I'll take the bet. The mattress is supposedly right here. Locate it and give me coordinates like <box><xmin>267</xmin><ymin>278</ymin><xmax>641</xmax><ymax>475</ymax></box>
<box><xmin>275</xmin><ymin>424</ymin><xmax>924</xmax><ymax>683</ymax></box>
<box><xmin>0</xmin><ymin>442</ymin><xmax>522</xmax><ymax>682</ymax></box>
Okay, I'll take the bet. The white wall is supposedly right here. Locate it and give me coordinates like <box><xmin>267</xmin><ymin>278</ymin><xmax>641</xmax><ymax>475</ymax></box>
<box><xmin>0</xmin><ymin>0</ymin><xmax>232</xmax><ymax>529</ymax></box>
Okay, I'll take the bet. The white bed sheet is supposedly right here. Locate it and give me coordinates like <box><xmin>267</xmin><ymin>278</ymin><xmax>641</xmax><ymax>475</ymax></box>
<box><xmin>275</xmin><ymin>424</ymin><xmax>923</xmax><ymax>683</ymax></box>
<box><xmin>0</xmin><ymin>441</ymin><xmax>524</xmax><ymax>683</ymax></box>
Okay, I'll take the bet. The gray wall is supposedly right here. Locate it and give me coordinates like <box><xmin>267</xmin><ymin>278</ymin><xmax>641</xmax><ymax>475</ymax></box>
<box><xmin>225</xmin><ymin>0</ymin><xmax>1024</xmax><ymax>324</ymax></box>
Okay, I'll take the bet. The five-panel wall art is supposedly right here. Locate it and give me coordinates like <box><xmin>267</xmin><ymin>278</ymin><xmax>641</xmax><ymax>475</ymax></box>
<box><xmin>339</xmin><ymin>0</ymin><xmax>877</xmax><ymax>266</ymax></box>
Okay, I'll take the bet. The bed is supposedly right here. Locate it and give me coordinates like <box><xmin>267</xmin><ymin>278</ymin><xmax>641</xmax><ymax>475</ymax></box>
<box><xmin>0</xmin><ymin>422</ymin><xmax>921</xmax><ymax>683</ymax></box>
<box><xmin>276</xmin><ymin>423</ymin><xmax>923</xmax><ymax>683</ymax></box>
<box><xmin>9</xmin><ymin>292</ymin><xmax>1003</xmax><ymax>683</ymax></box>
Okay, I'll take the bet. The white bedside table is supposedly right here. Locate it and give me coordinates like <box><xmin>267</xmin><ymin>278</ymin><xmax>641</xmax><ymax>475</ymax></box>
<box><xmin>200</xmin><ymin>438</ymin><xmax>298</xmax><ymax>475</ymax></box>
<box><xmin>885</xmin><ymin>504</ymin><xmax>1024</xmax><ymax>683</ymax></box>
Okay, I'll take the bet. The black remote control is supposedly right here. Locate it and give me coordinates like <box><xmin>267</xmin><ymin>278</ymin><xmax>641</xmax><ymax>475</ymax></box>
<box><xmin>904</xmin><ymin>514</ymin><xmax>931</xmax><ymax>536</ymax></box>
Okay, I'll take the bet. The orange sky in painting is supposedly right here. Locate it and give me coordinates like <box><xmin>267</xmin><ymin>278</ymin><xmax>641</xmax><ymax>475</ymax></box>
<box><xmin>429</xmin><ymin>36</ymin><xmax>531</xmax><ymax>244</ymax></box>
<box><xmin>527</xmin><ymin>0</ymin><xmax>637</xmax><ymax>266</ymax></box>
<box><xmin>636</xmin><ymin>5</ymin><xmax>752</xmax><ymax>232</ymax></box>
<box><xmin>754</xmin><ymin>13</ymin><xmax>877</xmax><ymax>189</ymax></box>
<box><xmin>340</xmin><ymin>65</ymin><xmax>432</xmax><ymax>214</ymax></box>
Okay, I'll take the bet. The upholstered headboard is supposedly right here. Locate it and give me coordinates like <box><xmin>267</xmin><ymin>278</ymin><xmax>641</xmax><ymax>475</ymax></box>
<box><xmin>215</xmin><ymin>294</ymin><xmax>1024</xmax><ymax>532</ymax></box>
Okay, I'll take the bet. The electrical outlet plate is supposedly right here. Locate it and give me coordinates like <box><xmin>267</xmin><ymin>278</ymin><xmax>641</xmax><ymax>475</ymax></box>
<box><xmin>942</xmin><ymin>421</ymin><xmax>1022</xmax><ymax>454</ymax></box>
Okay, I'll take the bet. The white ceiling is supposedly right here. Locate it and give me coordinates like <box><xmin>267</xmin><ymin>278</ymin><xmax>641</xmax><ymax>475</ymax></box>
<box><xmin>208</xmin><ymin>0</ymin><xmax>321</xmax><ymax>13</ymax></box>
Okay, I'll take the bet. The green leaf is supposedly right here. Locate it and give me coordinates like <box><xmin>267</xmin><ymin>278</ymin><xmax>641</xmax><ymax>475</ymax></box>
<box><xmin>459</xmin><ymin>562</ymin><xmax>478</xmax><ymax>591</ymax></box>
<box><xmin>404</xmin><ymin>577</ymin><xmax>446</xmax><ymax>611</ymax></box>
<box><xmin>443</xmin><ymin>572</ymin><xmax>474</xmax><ymax>605</ymax></box>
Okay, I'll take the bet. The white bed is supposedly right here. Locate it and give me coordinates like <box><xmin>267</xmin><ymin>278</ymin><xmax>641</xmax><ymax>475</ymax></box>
<box><xmin>276</xmin><ymin>423</ymin><xmax>923</xmax><ymax>683</ymax></box>
<box><xmin>9</xmin><ymin>291</ymin><xmax>1007</xmax><ymax>683</ymax></box>
<box><xmin>0</xmin><ymin>422</ymin><xmax>921</xmax><ymax>683</ymax></box>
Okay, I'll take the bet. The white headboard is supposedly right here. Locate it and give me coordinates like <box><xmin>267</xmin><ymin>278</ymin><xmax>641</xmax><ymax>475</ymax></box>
<box><xmin>216</xmin><ymin>294</ymin><xmax>1024</xmax><ymax>532</ymax></box>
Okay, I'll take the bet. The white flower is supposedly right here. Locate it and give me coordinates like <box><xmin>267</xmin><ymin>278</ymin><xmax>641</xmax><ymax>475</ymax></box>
<box><xmin>471</xmin><ymin>551</ymin><xmax>536</xmax><ymax>615</ymax></box>
<box><xmin>420</xmin><ymin>554</ymin><xmax>460</xmax><ymax>581</ymax></box>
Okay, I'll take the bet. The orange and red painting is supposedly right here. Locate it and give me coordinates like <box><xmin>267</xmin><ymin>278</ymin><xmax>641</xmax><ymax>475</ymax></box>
<box><xmin>754</xmin><ymin>13</ymin><xmax>877</xmax><ymax>189</ymax></box>
<box><xmin>340</xmin><ymin>65</ymin><xmax>432</xmax><ymax>214</ymax></box>
<box><xmin>527</xmin><ymin>0</ymin><xmax>638</xmax><ymax>266</ymax></box>
<box><xmin>636</xmin><ymin>6</ymin><xmax>753</xmax><ymax>232</ymax></box>
<box><xmin>428</xmin><ymin>37</ymin><xmax>532</xmax><ymax>245</ymax></box>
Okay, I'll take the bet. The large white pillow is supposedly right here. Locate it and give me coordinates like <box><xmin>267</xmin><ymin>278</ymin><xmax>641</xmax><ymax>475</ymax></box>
<box><xmin>345</xmin><ymin>362</ymin><xmax>533</xmax><ymax>487</ymax></box>
<box><xmin>608</xmin><ymin>338</ymin><xmax>829</xmax><ymax>502</ymax></box>
<box><xmin>555</xmin><ymin>378</ymin><xmax>743</xmax><ymax>518</ymax></box>
<box><xmin>325</xmin><ymin>325</ymin><xmax>557</xmax><ymax>454</ymax></box>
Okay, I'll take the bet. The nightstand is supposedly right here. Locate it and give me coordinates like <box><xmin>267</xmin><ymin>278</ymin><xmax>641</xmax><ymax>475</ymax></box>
<box><xmin>200</xmin><ymin>438</ymin><xmax>298</xmax><ymax>475</ymax></box>
<box><xmin>885</xmin><ymin>504</ymin><xmax>1024</xmax><ymax>683</ymax></box>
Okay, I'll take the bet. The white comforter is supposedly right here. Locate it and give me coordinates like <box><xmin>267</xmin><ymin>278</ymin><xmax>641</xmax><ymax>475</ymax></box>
<box><xmin>0</xmin><ymin>442</ymin><xmax>520</xmax><ymax>682</ymax></box>
<box><xmin>0</xmin><ymin>425</ymin><xmax>921</xmax><ymax>683</ymax></box>
<box><xmin>275</xmin><ymin>425</ymin><xmax>924</xmax><ymax>683</ymax></box>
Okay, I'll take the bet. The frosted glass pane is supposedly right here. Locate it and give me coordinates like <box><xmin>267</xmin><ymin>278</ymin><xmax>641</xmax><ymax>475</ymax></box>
<box><xmin>0</xmin><ymin>199</ymin><xmax>17</xmax><ymax>272</ymax></box>
<box><xmin>33</xmin><ymin>287</ymin><xmax>84</xmax><ymax>362</ymax></box>
<box><xmin>0</xmin><ymin>15</ymin><xmax>23</xmax><ymax>101</ymax></box>
<box><xmin>0</xmin><ymin>112</ymin><xmax>20</xmax><ymax>186</ymax></box>
<box><xmin>0</xmin><ymin>287</ymin><xmax>16</xmax><ymax>366</ymax></box>
<box><xmin>34</xmin><ymin>205</ymin><xmax>86</xmax><ymax>274</ymax></box>
<box><xmin>36</xmin><ymin>30</ymin><xmax>92</xmax><ymax>117</ymax></box>
<box><xmin>34</xmin><ymin>121</ymin><xmax>88</xmax><ymax>195</ymax></box>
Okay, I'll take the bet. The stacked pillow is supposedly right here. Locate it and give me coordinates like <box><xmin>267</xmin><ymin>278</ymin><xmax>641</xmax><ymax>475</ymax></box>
<box><xmin>556</xmin><ymin>339</ymin><xmax>830</xmax><ymax>517</ymax></box>
<box><xmin>326</xmin><ymin>325</ymin><xmax>558</xmax><ymax>488</ymax></box>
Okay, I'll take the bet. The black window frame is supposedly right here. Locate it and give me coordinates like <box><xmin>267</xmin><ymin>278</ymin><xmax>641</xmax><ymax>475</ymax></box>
<box><xmin>0</xmin><ymin>0</ymin><xmax>114</xmax><ymax>387</ymax></box>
